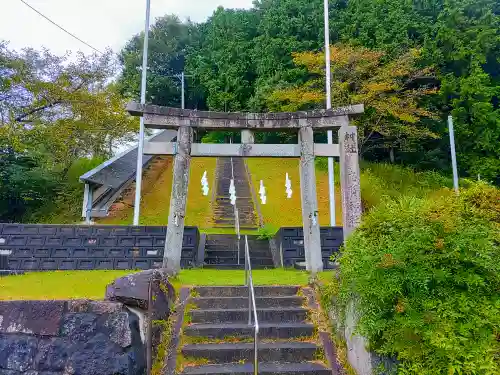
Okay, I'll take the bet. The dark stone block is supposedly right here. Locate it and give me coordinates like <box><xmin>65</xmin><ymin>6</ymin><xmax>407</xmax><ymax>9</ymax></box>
<box><xmin>38</xmin><ymin>227</ymin><xmax>57</xmax><ymax>235</ymax></box>
<box><xmin>94</xmin><ymin>227</ymin><xmax>113</xmax><ymax>235</ymax></box>
<box><xmin>52</xmin><ymin>249</ymin><xmax>70</xmax><ymax>258</ymax></box>
<box><xmin>66</xmin><ymin>300</ymin><xmax>122</xmax><ymax>314</ymax></box>
<box><xmin>9</xmin><ymin>237</ymin><xmax>27</xmax><ymax>246</ymax></box>
<box><xmin>108</xmin><ymin>248</ymin><xmax>124</xmax><ymax>257</ymax></box>
<box><xmin>45</xmin><ymin>238</ymin><xmax>63</xmax><ymax>246</ymax></box>
<box><xmin>0</xmin><ymin>301</ymin><xmax>64</xmax><ymax>335</ymax></box>
<box><xmin>40</xmin><ymin>260</ymin><xmax>58</xmax><ymax>270</ymax></box>
<box><xmin>77</xmin><ymin>259</ymin><xmax>95</xmax><ymax>270</ymax></box>
<box><xmin>95</xmin><ymin>259</ymin><xmax>113</xmax><ymax>270</ymax></box>
<box><xmin>21</xmin><ymin>259</ymin><xmax>39</xmax><ymax>270</ymax></box>
<box><xmin>35</xmin><ymin>338</ymin><xmax>73</xmax><ymax>371</ymax></box>
<box><xmin>58</xmin><ymin>260</ymin><xmax>76</xmax><ymax>270</ymax></box>
<box><xmin>126</xmin><ymin>248</ymin><xmax>142</xmax><ymax>258</ymax></box>
<box><xmin>153</xmin><ymin>237</ymin><xmax>165</xmax><ymax>247</ymax></box>
<box><xmin>100</xmin><ymin>237</ymin><xmax>116</xmax><ymax>247</ymax></box>
<box><xmin>61</xmin><ymin>313</ymin><xmax>97</xmax><ymax>342</ymax></box>
<box><xmin>89</xmin><ymin>248</ymin><xmax>106</xmax><ymax>257</ymax></box>
<box><xmin>103</xmin><ymin>312</ymin><xmax>133</xmax><ymax>348</ymax></box>
<box><xmin>112</xmin><ymin>227</ymin><xmax>129</xmax><ymax>236</ymax></box>
<box><xmin>12</xmin><ymin>248</ymin><xmax>32</xmax><ymax>258</ymax></box>
<box><xmin>117</xmin><ymin>237</ymin><xmax>135</xmax><ymax>247</ymax></box>
<box><xmin>135</xmin><ymin>237</ymin><xmax>153</xmax><ymax>247</ymax></box>
<box><xmin>1</xmin><ymin>225</ymin><xmax>23</xmax><ymax>235</ymax></box>
<box><xmin>114</xmin><ymin>260</ymin><xmax>131</xmax><ymax>270</ymax></box>
<box><xmin>34</xmin><ymin>249</ymin><xmax>50</xmax><ymax>257</ymax></box>
<box><xmin>106</xmin><ymin>270</ymin><xmax>175</xmax><ymax>317</ymax></box>
<box><xmin>129</xmin><ymin>227</ymin><xmax>145</xmax><ymax>235</ymax></box>
<box><xmin>0</xmin><ymin>335</ymin><xmax>38</xmax><ymax>371</ymax></box>
<box><xmin>76</xmin><ymin>227</ymin><xmax>93</xmax><ymax>236</ymax></box>
<box><xmin>58</xmin><ymin>227</ymin><xmax>75</xmax><ymax>236</ymax></box>
<box><xmin>7</xmin><ymin>259</ymin><xmax>20</xmax><ymax>270</ymax></box>
<box><xmin>63</xmin><ymin>237</ymin><xmax>82</xmax><ymax>246</ymax></box>
<box><xmin>132</xmin><ymin>259</ymin><xmax>149</xmax><ymax>270</ymax></box>
<box><xmin>22</xmin><ymin>226</ymin><xmax>39</xmax><ymax>235</ymax></box>
<box><xmin>27</xmin><ymin>237</ymin><xmax>45</xmax><ymax>246</ymax></box>
<box><xmin>143</xmin><ymin>226</ymin><xmax>165</xmax><ymax>235</ymax></box>
<box><xmin>72</xmin><ymin>248</ymin><xmax>88</xmax><ymax>257</ymax></box>
<box><xmin>66</xmin><ymin>333</ymin><xmax>135</xmax><ymax>375</ymax></box>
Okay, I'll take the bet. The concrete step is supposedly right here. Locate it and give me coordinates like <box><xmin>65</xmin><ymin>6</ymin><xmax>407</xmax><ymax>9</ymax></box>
<box><xmin>205</xmin><ymin>249</ymin><xmax>272</xmax><ymax>258</ymax></box>
<box><xmin>181</xmin><ymin>342</ymin><xmax>319</xmax><ymax>363</ymax></box>
<box><xmin>202</xmin><ymin>264</ymin><xmax>273</xmax><ymax>270</ymax></box>
<box><xmin>181</xmin><ymin>362</ymin><xmax>331</xmax><ymax>375</ymax></box>
<box><xmin>194</xmin><ymin>286</ymin><xmax>300</xmax><ymax>297</ymax></box>
<box><xmin>184</xmin><ymin>322</ymin><xmax>315</xmax><ymax>339</ymax></box>
<box><xmin>191</xmin><ymin>296</ymin><xmax>305</xmax><ymax>309</ymax></box>
<box><xmin>203</xmin><ymin>258</ymin><xmax>274</xmax><ymax>266</ymax></box>
<box><xmin>190</xmin><ymin>307</ymin><xmax>309</xmax><ymax>324</ymax></box>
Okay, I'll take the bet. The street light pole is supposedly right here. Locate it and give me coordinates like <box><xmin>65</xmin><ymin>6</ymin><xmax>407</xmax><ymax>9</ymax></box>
<box><xmin>324</xmin><ymin>0</ymin><xmax>336</xmax><ymax>227</ymax></box>
<box><xmin>448</xmin><ymin>115</ymin><xmax>459</xmax><ymax>194</ymax></box>
<box><xmin>133</xmin><ymin>0</ymin><xmax>151</xmax><ymax>226</ymax></box>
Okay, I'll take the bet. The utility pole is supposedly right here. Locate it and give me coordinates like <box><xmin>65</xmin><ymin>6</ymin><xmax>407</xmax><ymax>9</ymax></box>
<box><xmin>173</xmin><ymin>71</ymin><xmax>191</xmax><ymax>109</ymax></box>
<box><xmin>133</xmin><ymin>0</ymin><xmax>151</xmax><ymax>226</ymax></box>
<box><xmin>448</xmin><ymin>115</ymin><xmax>459</xmax><ymax>194</ymax></box>
<box><xmin>324</xmin><ymin>0</ymin><xmax>336</xmax><ymax>227</ymax></box>
<box><xmin>181</xmin><ymin>71</ymin><xmax>185</xmax><ymax>109</ymax></box>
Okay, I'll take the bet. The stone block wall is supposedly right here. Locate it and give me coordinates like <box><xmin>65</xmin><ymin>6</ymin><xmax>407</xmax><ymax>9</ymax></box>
<box><xmin>0</xmin><ymin>224</ymin><xmax>199</xmax><ymax>271</ymax></box>
<box><xmin>0</xmin><ymin>300</ymin><xmax>145</xmax><ymax>375</ymax></box>
<box><xmin>277</xmin><ymin>227</ymin><xmax>343</xmax><ymax>268</ymax></box>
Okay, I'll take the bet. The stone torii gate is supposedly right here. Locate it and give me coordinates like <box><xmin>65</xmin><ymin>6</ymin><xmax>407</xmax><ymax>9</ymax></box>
<box><xmin>127</xmin><ymin>102</ymin><xmax>364</xmax><ymax>274</ymax></box>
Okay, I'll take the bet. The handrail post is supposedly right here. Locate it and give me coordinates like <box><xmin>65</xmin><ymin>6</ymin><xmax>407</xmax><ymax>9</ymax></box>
<box><xmin>244</xmin><ymin>235</ymin><xmax>259</xmax><ymax>375</ymax></box>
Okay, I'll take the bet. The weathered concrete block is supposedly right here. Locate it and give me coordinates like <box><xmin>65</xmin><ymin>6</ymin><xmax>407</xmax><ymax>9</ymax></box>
<box><xmin>104</xmin><ymin>312</ymin><xmax>132</xmax><ymax>348</ymax></box>
<box><xmin>35</xmin><ymin>338</ymin><xmax>73</xmax><ymax>372</ymax></box>
<box><xmin>66</xmin><ymin>333</ymin><xmax>132</xmax><ymax>375</ymax></box>
<box><xmin>0</xmin><ymin>335</ymin><xmax>38</xmax><ymax>371</ymax></box>
<box><xmin>66</xmin><ymin>300</ymin><xmax>123</xmax><ymax>314</ymax></box>
<box><xmin>0</xmin><ymin>301</ymin><xmax>64</xmax><ymax>336</ymax></box>
<box><xmin>60</xmin><ymin>313</ymin><xmax>97</xmax><ymax>342</ymax></box>
<box><xmin>105</xmin><ymin>269</ymin><xmax>175</xmax><ymax>320</ymax></box>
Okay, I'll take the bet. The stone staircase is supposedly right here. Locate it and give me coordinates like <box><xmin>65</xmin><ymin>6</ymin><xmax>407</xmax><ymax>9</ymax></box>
<box><xmin>203</xmin><ymin>235</ymin><xmax>274</xmax><ymax>269</ymax></box>
<box><xmin>213</xmin><ymin>158</ymin><xmax>259</xmax><ymax>230</ymax></box>
<box><xmin>177</xmin><ymin>286</ymin><xmax>337</xmax><ymax>374</ymax></box>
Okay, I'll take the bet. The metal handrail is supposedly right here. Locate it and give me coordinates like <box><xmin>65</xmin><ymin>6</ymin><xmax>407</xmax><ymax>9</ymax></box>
<box><xmin>244</xmin><ymin>235</ymin><xmax>259</xmax><ymax>375</ymax></box>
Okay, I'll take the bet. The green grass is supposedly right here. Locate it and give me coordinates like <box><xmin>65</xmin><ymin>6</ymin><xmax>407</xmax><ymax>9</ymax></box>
<box><xmin>0</xmin><ymin>269</ymin><xmax>334</xmax><ymax>301</ymax></box>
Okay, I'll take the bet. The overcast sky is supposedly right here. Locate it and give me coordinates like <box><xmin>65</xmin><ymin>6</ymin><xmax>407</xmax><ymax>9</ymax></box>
<box><xmin>1</xmin><ymin>0</ymin><xmax>254</xmax><ymax>56</ymax></box>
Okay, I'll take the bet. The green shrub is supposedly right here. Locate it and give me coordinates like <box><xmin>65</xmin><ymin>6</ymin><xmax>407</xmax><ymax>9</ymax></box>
<box><xmin>338</xmin><ymin>183</ymin><xmax>500</xmax><ymax>374</ymax></box>
<box><xmin>359</xmin><ymin>162</ymin><xmax>452</xmax><ymax>210</ymax></box>
<box><xmin>257</xmin><ymin>223</ymin><xmax>279</xmax><ymax>240</ymax></box>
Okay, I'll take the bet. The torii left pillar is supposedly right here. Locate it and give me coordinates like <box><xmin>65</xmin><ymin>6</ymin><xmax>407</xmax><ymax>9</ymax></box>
<box><xmin>163</xmin><ymin>125</ymin><xmax>193</xmax><ymax>273</ymax></box>
<box><xmin>299</xmin><ymin>124</ymin><xmax>323</xmax><ymax>274</ymax></box>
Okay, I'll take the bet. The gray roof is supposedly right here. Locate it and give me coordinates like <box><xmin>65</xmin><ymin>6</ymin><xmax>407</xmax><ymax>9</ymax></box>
<box><xmin>80</xmin><ymin>130</ymin><xmax>176</xmax><ymax>188</ymax></box>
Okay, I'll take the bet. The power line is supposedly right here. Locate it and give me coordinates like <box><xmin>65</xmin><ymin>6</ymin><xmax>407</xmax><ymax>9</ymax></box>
<box><xmin>19</xmin><ymin>0</ymin><xmax>104</xmax><ymax>55</ymax></box>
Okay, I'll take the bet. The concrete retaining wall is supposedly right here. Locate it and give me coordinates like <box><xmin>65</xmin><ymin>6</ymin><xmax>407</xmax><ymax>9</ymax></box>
<box><xmin>277</xmin><ymin>227</ymin><xmax>343</xmax><ymax>268</ymax></box>
<box><xmin>0</xmin><ymin>224</ymin><xmax>199</xmax><ymax>271</ymax></box>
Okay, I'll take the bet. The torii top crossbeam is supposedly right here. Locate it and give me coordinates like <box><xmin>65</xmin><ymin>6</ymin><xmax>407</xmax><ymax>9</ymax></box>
<box><xmin>127</xmin><ymin>102</ymin><xmax>364</xmax><ymax>130</ymax></box>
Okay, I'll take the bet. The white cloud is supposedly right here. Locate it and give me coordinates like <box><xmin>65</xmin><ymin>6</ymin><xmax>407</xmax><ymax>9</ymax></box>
<box><xmin>1</xmin><ymin>0</ymin><xmax>254</xmax><ymax>56</ymax></box>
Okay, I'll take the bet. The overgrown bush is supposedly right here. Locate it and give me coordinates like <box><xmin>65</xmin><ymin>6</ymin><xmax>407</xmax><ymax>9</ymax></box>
<box><xmin>337</xmin><ymin>183</ymin><xmax>500</xmax><ymax>374</ymax></box>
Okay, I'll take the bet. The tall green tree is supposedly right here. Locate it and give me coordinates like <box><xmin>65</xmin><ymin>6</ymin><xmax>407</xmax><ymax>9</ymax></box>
<box><xmin>187</xmin><ymin>7</ymin><xmax>259</xmax><ymax>111</ymax></box>
<box><xmin>0</xmin><ymin>44</ymin><xmax>136</xmax><ymax>221</ymax></box>
<box><xmin>118</xmin><ymin>15</ymin><xmax>202</xmax><ymax>108</ymax></box>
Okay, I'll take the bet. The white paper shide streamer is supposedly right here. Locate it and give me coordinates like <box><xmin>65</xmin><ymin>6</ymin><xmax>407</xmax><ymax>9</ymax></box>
<box><xmin>285</xmin><ymin>173</ymin><xmax>292</xmax><ymax>199</ymax></box>
<box><xmin>201</xmin><ymin>171</ymin><xmax>209</xmax><ymax>196</ymax></box>
<box><xmin>259</xmin><ymin>180</ymin><xmax>267</xmax><ymax>205</ymax></box>
<box><xmin>229</xmin><ymin>178</ymin><xmax>236</xmax><ymax>206</ymax></box>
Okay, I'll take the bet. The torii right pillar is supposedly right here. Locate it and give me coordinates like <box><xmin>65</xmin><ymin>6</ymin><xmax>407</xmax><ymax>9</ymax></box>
<box><xmin>339</xmin><ymin>124</ymin><xmax>362</xmax><ymax>239</ymax></box>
